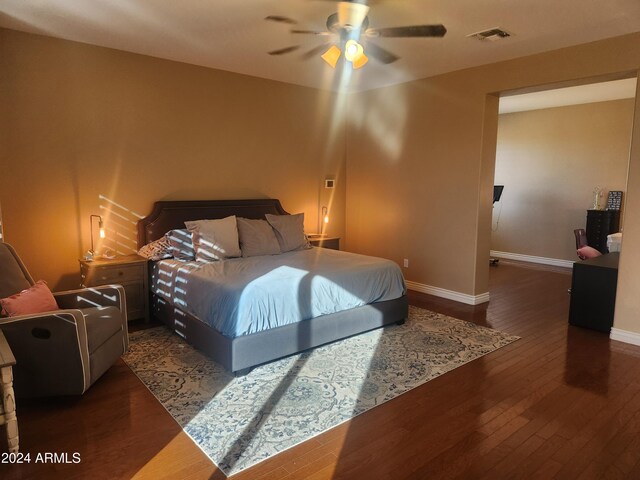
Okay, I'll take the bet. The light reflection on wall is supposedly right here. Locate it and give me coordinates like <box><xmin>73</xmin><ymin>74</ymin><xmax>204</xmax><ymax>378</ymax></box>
<box><xmin>98</xmin><ymin>194</ymin><xmax>144</xmax><ymax>255</ymax></box>
<box><xmin>347</xmin><ymin>85</ymin><xmax>407</xmax><ymax>161</ymax></box>
<box><xmin>313</xmin><ymin>47</ymin><xmax>410</xmax><ymax>163</ymax></box>
<box><xmin>311</xmin><ymin>59</ymin><xmax>409</xmax><ymax>241</ymax></box>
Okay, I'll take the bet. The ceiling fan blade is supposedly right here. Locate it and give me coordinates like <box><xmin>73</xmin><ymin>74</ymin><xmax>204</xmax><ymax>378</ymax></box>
<box><xmin>268</xmin><ymin>45</ymin><xmax>301</xmax><ymax>56</ymax></box>
<box><xmin>265</xmin><ymin>15</ymin><xmax>298</xmax><ymax>25</ymax></box>
<box><xmin>365</xmin><ymin>42</ymin><xmax>399</xmax><ymax>64</ymax></box>
<box><xmin>300</xmin><ymin>44</ymin><xmax>330</xmax><ymax>61</ymax></box>
<box><xmin>370</xmin><ymin>24</ymin><xmax>447</xmax><ymax>38</ymax></box>
<box><xmin>291</xmin><ymin>29</ymin><xmax>331</xmax><ymax>35</ymax></box>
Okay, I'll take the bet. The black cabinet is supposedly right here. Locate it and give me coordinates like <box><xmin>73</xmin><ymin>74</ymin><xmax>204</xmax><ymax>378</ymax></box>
<box><xmin>586</xmin><ymin>210</ymin><xmax>620</xmax><ymax>254</ymax></box>
<box><xmin>568</xmin><ymin>253</ymin><xmax>619</xmax><ymax>333</ymax></box>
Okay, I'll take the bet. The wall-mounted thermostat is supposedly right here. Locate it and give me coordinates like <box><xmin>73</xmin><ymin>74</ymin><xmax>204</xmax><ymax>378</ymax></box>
<box><xmin>325</xmin><ymin>179</ymin><xmax>335</xmax><ymax>189</ymax></box>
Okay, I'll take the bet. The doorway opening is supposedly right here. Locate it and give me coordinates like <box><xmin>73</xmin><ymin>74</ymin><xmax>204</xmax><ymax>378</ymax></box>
<box><xmin>490</xmin><ymin>75</ymin><xmax>637</xmax><ymax>270</ymax></box>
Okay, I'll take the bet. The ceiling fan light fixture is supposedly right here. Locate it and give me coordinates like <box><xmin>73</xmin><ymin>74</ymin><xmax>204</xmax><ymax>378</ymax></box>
<box><xmin>337</xmin><ymin>2</ymin><xmax>369</xmax><ymax>30</ymax></box>
<box><xmin>344</xmin><ymin>40</ymin><xmax>367</xmax><ymax>68</ymax></box>
<box><xmin>351</xmin><ymin>53</ymin><xmax>368</xmax><ymax>69</ymax></box>
<box><xmin>344</xmin><ymin>40</ymin><xmax>363</xmax><ymax>61</ymax></box>
<box><xmin>321</xmin><ymin>45</ymin><xmax>342</xmax><ymax>68</ymax></box>
<box><xmin>266</xmin><ymin>2</ymin><xmax>446</xmax><ymax>69</ymax></box>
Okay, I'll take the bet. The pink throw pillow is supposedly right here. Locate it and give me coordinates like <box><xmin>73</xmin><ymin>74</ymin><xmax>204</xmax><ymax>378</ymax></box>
<box><xmin>577</xmin><ymin>246</ymin><xmax>602</xmax><ymax>260</ymax></box>
<box><xmin>0</xmin><ymin>280</ymin><xmax>59</xmax><ymax>317</ymax></box>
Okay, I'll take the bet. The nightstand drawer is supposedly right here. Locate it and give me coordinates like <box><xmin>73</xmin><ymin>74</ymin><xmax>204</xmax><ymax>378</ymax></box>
<box><xmin>81</xmin><ymin>263</ymin><xmax>144</xmax><ymax>285</ymax></box>
<box><xmin>79</xmin><ymin>255</ymin><xmax>149</xmax><ymax>322</ymax></box>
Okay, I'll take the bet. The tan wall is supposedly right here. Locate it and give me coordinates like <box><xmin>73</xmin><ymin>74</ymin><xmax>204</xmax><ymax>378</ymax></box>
<box><xmin>0</xmin><ymin>29</ymin><xmax>346</xmax><ymax>290</ymax></box>
<box><xmin>345</xmin><ymin>76</ymin><xmax>496</xmax><ymax>295</ymax></box>
<box><xmin>492</xmin><ymin>100</ymin><xmax>634</xmax><ymax>261</ymax></box>
<box><xmin>346</xmin><ymin>33</ymin><xmax>640</xmax><ymax>304</ymax></box>
<box><xmin>3</xmin><ymin>28</ymin><xmax>640</xmax><ymax>337</ymax></box>
<box><xmin>615</xmin><ymin>84</ymin><xmax>640</xmax><ymax>334</ymax></box>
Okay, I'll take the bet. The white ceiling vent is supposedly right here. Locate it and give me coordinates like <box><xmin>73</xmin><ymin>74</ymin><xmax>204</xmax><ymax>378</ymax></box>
<box><xmin>467</xmin><ymin>27</ymin><xmax>512</xmax><ymax>42</ymax></box>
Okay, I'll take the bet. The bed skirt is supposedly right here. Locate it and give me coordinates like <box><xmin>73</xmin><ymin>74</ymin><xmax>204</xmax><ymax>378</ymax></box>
<box><xmin>151</xmin><ymin>294</ymin><xmax>409</xmax><ymax>372</ymax></box>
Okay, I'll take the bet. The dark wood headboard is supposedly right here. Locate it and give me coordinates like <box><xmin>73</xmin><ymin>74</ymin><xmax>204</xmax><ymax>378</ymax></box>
<box><xmin>137</xmin><ymin>199</ymin><xmax>289</xmax><ymax>248</ymax></box>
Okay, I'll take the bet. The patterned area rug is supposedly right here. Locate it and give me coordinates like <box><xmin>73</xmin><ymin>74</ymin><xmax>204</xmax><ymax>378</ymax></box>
<box><xmin>122</xmin><ymin>306</ymin><xmax>518</xmax><ymax>476</ymax></box>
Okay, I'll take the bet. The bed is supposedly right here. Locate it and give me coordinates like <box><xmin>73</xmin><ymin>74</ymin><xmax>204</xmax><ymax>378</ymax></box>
<box><xmin>137</xmin><ymin>199</ymin><xmax>408</xmax><ymax>372</ymax></box>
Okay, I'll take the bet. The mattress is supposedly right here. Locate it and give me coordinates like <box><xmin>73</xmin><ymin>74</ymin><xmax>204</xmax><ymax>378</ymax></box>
<box><xmin>151</xmin><ymin>247</ymin><xmax>406</xmax><ymax>338</ymax></box>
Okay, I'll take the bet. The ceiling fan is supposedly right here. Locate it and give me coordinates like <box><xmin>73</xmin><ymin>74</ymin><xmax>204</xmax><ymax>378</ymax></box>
<box><xmin>266</xmin><ymin>1</ymin><xmax>446</xmax><ymax>69</ymax></box>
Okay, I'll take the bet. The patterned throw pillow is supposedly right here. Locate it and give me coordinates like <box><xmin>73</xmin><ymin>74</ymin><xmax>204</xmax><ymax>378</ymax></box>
<box><xmin>138</xmin><ymin>237</ymin><xmax>173</xmax><ymax>261</ymax></box>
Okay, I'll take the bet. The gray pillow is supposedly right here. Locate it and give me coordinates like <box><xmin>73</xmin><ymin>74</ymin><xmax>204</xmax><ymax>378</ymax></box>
<box><xmin>265</xmin><ymin>213</ymin><xmax>310</xmax><ymax>253</ymax></box>
<box><xmin>165</xmin><ymin>229</ymin><xmax>196</xmax><ymax>261</ymax></box>
<box><xmin>237</xmin><ymin>218</ymin><xmax>281</xmax><ymax>257</ymax></box>
<box><xmin>185</xmin><ymin>216</ymin><xmax>241</xmax><ymax>261</ymax></box>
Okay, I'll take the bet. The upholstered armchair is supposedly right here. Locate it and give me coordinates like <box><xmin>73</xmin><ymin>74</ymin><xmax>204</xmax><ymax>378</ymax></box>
<box><xmin>0</xmin><ymin>243</ymin><xmax>128</xmax><ymax>398</ymax></box>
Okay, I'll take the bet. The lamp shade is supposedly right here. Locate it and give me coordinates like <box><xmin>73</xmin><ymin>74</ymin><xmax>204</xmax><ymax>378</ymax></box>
<box><xmin>321</xmin><ymin>45</ymin><xmax>342</xmax><ymax>68</ymax></box>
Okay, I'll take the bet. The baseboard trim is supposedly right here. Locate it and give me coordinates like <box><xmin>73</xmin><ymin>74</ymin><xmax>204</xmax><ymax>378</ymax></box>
<box><xmin>405</xmin><ymin>280</ymin><xmax>490</xmax><ymax>305</ymax></box>
<box><xmin>610</xmin><ymin>328</ymin><xmax>640</xmax><ymax>346</ymax></box>
<box><xmin>490</xmin><ymin>250</ymin><xmax>574</xmax><ymax>269</ymax></box>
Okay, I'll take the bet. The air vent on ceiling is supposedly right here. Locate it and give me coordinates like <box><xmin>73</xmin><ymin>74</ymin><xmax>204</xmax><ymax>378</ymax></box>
<box><xmin>467</xmin><ymin>27</ymin><xmax>511</xmax><ymax>42</ymax></box>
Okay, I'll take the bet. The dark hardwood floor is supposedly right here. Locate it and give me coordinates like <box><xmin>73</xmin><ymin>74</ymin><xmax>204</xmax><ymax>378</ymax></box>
<box><xmin>3</xmin><ymin>261</ymin><xmax>640</xmax><ymax>479</ymax></box>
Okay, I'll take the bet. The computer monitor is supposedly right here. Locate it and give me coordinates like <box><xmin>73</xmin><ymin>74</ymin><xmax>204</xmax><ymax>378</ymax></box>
<box><xmin>493</xmin><ymin>185</ymin><xmax>504</xmax><ymax>204</ymax></box>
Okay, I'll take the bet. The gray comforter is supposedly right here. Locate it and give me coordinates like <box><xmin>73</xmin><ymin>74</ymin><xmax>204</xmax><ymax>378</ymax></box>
<box><xmin>151</xmin><ymin>247</ymin><xmax>406</xmax><ymax>338</ymax></box>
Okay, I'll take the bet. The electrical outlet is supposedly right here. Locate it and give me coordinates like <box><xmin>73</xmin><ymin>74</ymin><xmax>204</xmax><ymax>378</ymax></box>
<box><xmin>403</xmin><ymin>258</ymin><xmax>409</xmax><ymax>268</ymax></box>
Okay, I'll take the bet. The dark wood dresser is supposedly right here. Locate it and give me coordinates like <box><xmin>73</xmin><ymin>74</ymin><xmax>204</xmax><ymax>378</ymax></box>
<box><xmin>586</xmin><ymin>209</ymin><xmax>620</xmax><ymax>253</ymax></box>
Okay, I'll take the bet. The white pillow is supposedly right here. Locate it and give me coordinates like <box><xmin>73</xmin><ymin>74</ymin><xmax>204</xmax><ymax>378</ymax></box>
<box><xmin>237</xmin><ymin>218</ymin><xmax>281</xmax><ymax>257</ymax></box>
<box><xmin>185</xmin><ymin>216</ymin><xmax>241</xmax><ymax>261</ymax></box>
<box><xmin>265</xmin><ymin>213</ymin><xmax>310</xmax><ymax>253</ymax></box>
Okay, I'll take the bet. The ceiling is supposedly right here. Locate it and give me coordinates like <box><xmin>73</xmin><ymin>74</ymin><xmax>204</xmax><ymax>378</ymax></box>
<box><xmin>500</xmin><ymin>78</ymin><xmax>638</xmax><ymax>114</ymax></box>
<box><xmin>1</xmin><ymin>0</ymin><xmax>639</xmax><ymax>93</ymax></box>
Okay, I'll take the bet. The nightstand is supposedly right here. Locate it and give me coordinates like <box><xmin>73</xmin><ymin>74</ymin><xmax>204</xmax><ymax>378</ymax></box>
<box><xmin>308</xmin><ymin>236</ymin><xmax>340</xmax><ymax>250</ymax></box>
<box><xmin>80</xmin><ymin>255</ymin><xmax>149</xmax><ymax>322</ymax></box>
